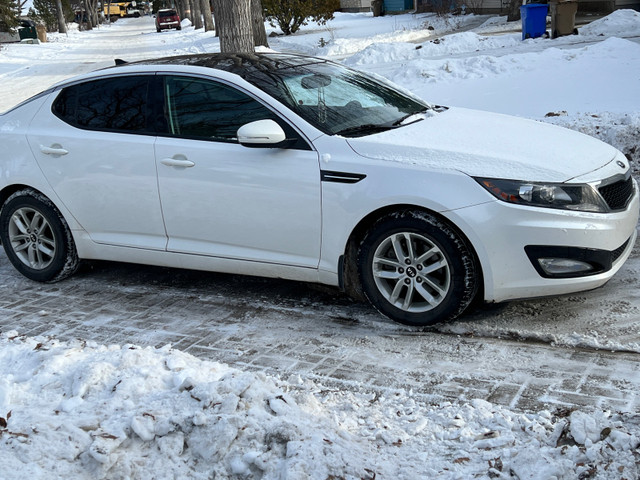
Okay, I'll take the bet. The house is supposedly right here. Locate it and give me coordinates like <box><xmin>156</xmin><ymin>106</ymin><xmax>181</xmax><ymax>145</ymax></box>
<box><xmin>340</xmin><ymin>0</ymin><xmax>372</xmax><ymax>11</ymax></box>
<box><xmin>340</xmin><ymin>0</ymin><xmax>414</xmax><ymax>12</ymax></box>
<box><xmin>340</xmin><ymin>0</ymin><xmax>638</xmax><ymax>14</ymax></box>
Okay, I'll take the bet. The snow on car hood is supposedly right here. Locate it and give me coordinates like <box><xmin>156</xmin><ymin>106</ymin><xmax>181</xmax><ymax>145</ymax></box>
<box><xmin>346</xmin><ymin>107</ymin><xmax>617</xmax><ymax>183</ymax></box>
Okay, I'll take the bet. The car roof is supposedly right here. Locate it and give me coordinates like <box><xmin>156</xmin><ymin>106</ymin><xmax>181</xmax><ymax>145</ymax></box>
<box><xmin>119</xmin><ymin>52</ymin><xmax>331</xmax><ymax>76</ymax></box>
<box><xmin>39</xmin><ymin>53</ymin><xmax>340</xmax><ymax>98</ymax></box>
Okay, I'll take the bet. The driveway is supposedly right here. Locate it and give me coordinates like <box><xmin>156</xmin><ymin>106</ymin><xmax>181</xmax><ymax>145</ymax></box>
<box><xmin>2</xmin><ymin>242</ymin><xmax>639</xmax><ymax>413</ymax></box>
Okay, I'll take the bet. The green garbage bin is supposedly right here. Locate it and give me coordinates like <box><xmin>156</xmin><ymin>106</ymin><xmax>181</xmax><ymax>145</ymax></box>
<box><xmin>550</xmin><ymin>0</ymin><xmax>578</xmax><ymax>38</ymax></box>
<box><xmin>18</xmin><ymin>20</ymin><xmax>38</xmax><ymax>40</ymax></box>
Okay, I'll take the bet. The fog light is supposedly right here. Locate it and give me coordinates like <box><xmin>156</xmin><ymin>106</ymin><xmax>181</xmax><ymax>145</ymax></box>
<box><xmin>538</xmin><ymin>258</ymin><xmax>594</xmax><ymax>276</ymax></box>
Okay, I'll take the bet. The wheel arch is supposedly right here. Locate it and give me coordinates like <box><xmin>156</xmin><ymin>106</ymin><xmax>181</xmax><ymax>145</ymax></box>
<box><xmin>341</xmin><ymin>204</ymin><xmax>484</xmax><ymax>304</ymax></box>
<box><xmin>0</xmin><ymin>184</ymin><xmax>47</xmax><ymax>210</ymax></box>
<box><xmin>0</xmin><ymin>184</ymin><xmax>80</xmax><ymax>244</ymax></box>
<box><xmin>0</xmin><ymin>184</ymin><xmax>78</xmax><ymax>224</ymax></box>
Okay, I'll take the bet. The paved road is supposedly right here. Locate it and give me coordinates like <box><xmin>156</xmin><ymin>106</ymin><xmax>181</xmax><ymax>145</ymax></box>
<box><xmin>1</xmin><ymin>248</ymin><xmax>639</xmax><ymax>414</ymax></box>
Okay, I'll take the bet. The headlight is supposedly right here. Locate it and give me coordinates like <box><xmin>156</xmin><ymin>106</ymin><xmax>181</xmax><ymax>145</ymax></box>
<box><xmin>474</xmin><ymin>178</ymin><xmax>608</xmax><ymax>213</ymax></box>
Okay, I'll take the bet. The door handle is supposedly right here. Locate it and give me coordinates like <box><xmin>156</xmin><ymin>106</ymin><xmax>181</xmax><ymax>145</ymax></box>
<box><xmin>161</xmin><ymin>158</ymin><xmax>195</xmax><ymax>168</ymax></box>
<box><xmin>40</xmin><ymin>144</ymin><xmax>68</xmax><ymax>156</ymax></box>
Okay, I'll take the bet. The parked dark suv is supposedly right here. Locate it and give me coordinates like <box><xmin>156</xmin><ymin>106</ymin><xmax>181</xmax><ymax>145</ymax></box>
<box><xmin>155</xmin><ymin>8</ymin><xmax>181</xmax><ymax>32</ymax></box>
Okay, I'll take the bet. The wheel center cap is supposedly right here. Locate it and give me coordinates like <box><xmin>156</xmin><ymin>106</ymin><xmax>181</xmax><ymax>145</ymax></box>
<box><xmin>406</xmin><ymin>266</ymin><xmax>417</xmax><ymax>278</ymax></box>
<box><xmin>30</xmin><ymin>233</ymin><xmax>38</xmax><ymax>242</ymax></box>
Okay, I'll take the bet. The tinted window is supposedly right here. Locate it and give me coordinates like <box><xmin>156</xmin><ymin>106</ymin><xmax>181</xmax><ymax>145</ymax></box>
<box><xmin>163</xmin><ymin>76</ymin><xmax>279</xmax><ymax>142</ymax></box>
<box><xmin>53</xmin><ymin>76</ymin><xmax>152</xmax><ymax>133</ymax></box>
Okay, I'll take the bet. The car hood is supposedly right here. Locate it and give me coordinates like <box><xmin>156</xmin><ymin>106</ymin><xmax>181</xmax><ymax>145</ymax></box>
<box><xmin>345</xmin><ymin>107</ymin><xmax>618</xmax><ymax>183</ymax></box>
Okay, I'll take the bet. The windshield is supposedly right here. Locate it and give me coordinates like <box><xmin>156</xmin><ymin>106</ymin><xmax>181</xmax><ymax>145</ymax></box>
<box><xmin>245</xmin><ymin>59</ymin><xmax>430</xmax><ymax>137</ymax></box>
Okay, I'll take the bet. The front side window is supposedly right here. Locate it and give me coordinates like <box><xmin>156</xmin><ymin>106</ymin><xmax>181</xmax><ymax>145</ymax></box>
<box><xmin>163</xmin><ymin>76</ymin><xmax>279</xmax><ymax>142</ymax></box>
<box><xmin>52</xmin><ymin>75</ymin><xmax>152</xmax><ymax>133</ymax></box>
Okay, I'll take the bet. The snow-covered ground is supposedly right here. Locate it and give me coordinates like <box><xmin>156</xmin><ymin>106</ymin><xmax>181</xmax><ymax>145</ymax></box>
<box><xmin>2</xmin><ymin>332</ymin><xmax>639</xmax><ymax>479</ymax></box>
<box><xmin>1</xmin><ymin>10</ymin><xmax>639</xmax><ymax>479</ymax></box>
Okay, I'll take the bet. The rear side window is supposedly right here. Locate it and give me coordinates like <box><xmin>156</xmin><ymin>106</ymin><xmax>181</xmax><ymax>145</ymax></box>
<box><xmin>52</xmin><ymin>76</ymin><xmax>152</xmax><ymax>134</ymax></box>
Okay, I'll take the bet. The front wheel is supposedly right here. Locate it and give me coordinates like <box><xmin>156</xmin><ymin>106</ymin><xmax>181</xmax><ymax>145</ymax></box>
<box><xmin>0</xmin><ymin>190</ymin><xmax>79</xmax><ymax>282</ymax></box>
<box><xmin>358</xmin><ymin>211</ymin><xmax>479</xmax><ymax>326</ymax></box>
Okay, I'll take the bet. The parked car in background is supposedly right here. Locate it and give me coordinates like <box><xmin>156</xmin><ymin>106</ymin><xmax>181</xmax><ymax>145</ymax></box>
<box><xmin>155</xmin><ymin>8</ymin><xmax>181</xmax><ymax>32</ymax></box>
<box><xmin>0</xmin><ymin>53</ymin><xmax>637</xmax><ymax>326</ymax></box>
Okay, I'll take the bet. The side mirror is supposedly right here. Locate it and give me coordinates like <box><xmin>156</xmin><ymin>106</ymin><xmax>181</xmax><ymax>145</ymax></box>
<box><xmin>237</xmin><ymin>119</ymin><xmax>287</xmax><ymax>148</ymax></box>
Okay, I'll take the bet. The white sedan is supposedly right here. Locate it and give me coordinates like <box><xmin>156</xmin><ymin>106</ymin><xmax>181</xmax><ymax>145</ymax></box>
<box><xmin>0</xmin><ymin>53</ymin><xmax>637</xmax><ymax>326</ymax></box>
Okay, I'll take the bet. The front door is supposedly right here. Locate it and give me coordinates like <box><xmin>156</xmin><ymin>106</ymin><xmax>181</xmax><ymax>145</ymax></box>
<box><xmin>155</xmin><ymin>75</ymin><xmax>322</xmax><ymax>267</ymax></box>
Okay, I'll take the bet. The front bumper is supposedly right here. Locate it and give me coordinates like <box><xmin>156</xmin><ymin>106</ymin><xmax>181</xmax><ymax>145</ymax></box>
<box><xmin>449</xmin><ymin>183</ymin><xmax>639</xmax><ymax>303</ymax></box>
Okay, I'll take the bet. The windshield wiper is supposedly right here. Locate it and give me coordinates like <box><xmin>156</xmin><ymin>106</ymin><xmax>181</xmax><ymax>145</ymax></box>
<box><xmin>334</xmin><ymin>123</ymin><xmax>395</xmax><ymax>137</ymax></box>
<box><xmin>392</xmin><ymin>107</ymin><xmax>430</xmax><ymax>127</ymax></box>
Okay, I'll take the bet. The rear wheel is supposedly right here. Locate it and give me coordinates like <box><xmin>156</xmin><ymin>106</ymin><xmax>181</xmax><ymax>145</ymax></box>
<box><xmin>0</xmin><ymin>190</ymin><xmax>79</xmax><ymax>282</ymax></box>
<box><xmin>358</xmin><ymin>210</ymin><xmax>479</xmax><ymax>326</ymax></box>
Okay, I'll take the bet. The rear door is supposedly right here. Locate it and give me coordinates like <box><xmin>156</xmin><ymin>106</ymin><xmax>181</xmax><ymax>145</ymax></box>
<box><xmin>26</xmin><ymin>75</ymin><xmax>167</xmax><ymax>250</ymax></box>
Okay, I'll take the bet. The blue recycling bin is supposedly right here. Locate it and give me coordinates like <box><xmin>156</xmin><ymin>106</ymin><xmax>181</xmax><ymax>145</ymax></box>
<box><xmin>520</xmin><ymin>4</ymin><xmax>548</xmax><ymax>40</ymax></box>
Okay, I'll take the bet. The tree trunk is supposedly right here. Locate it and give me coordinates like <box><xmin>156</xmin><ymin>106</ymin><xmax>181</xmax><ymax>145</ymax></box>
<box><xmin>200</xmin><ymin>0</ymin><xmax>214</xmax><ymax>32</ymax></box>
<box><xmin>192</xmin><ymin>0</ymin><xmax>203</xmax><ymax>29</ymax></box>
<box><xmin>211</xmin><ymin>1</ymin><xmax>218</xmax><ymax>37</ymax></box>
<box><xmin>212</xmin><ymin>0</ymin><xmax>254</xmax><ymax>53</ymax></box>
<box><xmin>183</xmin><ymin>0</ymin><xmax>192</xmax><ymax>22</ymax></box>
<box><xmin>251</xmin><ymin>0</ymin><xmax>268</xmax><ymax>48</ymax></box>
<box><xmin>91</xmin><ymin>0</ymin><xmax>99</xmax><ymax>26</ymax></box>
<box><xmin>175</xmin><ymin>0</ymin><xmax>186</xmax><ymax>25</ymax></box>
<box><xmin>506</xmin><ymin>0</ymin><xmax>521</xmax><ymax>22</ymax></box>
<box><xmin>82</xmin><ymin>0</ymin><xmax>93</xmax><ymax>30</ymax></box>
<box><xmin>86</xmin><ymin>0</ymin><xmax>94</xmax><ymax>27</ymax></box>
<box><xmin>55</xmin><ymin>0</ymin><xmax>67</xmax><ymax>33</ymax></box>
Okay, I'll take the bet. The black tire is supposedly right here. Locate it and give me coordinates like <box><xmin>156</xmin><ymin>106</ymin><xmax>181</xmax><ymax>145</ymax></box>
<box><xmin>177</xmin><ymin>25</ymin><xmax>182</xmax><ymax>31</ymax></box>
<box><xmin>358</xmin><ymin>210</ymin><xmax>479</xmax><ymax>326</ymax></box>
<box><xmin>0</xmin><ymin>190</ymin><xmax>79</xmax><ymax>282</ymax></box>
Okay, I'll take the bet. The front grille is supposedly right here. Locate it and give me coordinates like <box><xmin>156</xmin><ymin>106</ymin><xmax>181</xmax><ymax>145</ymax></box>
<box><xmin>599</xmin><ymin>177</ymin><xmax>634</xmax><ymax>211</ymax></box>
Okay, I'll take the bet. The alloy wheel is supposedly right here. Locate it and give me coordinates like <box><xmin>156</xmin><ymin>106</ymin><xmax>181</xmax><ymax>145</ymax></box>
<box><xmin>372</xmin><ymin>232</ymin><xmax>451</xmax><ymax>313</ymax></box>
<box><xmin>8</xmin><ymin>206</ymin><xmax>57</xmax><ymax>270</ymax></box>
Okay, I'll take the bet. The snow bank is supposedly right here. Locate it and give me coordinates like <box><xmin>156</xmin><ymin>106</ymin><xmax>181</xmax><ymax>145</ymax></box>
<box><xmin>351</xmin><ymin>34</ymin><xmax>640</xmax><ymax>91</ymax></box>
<box><xmin>1</xmin><ymin>333</ymin><xmax>638</xmax><ymax>479</ymax></box>
<box><xmin>543</xmin><ymin>111</ymin><xmax>640</xmax><ymax>171</ymax></box>
<box><xmin>346</xmin><ymin>31</ymin><xmax>522</xmax><ymax>66</ymax></box>
<box><xmin>580</xmin><ymin>9</ymin><xmax>640</xmax><ymax>37</ymax></box>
